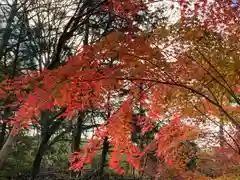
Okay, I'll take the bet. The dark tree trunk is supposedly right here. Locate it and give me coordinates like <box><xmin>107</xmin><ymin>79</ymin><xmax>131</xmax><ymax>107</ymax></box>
<box><xmin>0</xmin><ymin>123</ymin><xmax>6</xmax><ymax>149</ymax></box>
<box><xmin>72</xmin><ymin>112</ymin><xmax>84</xmax><ymax>152</ymax></box>
<box><xmin>0</xmin><ymin>0</ymin><xmax>17</xmax><ymax>61</ymax></box>
<box><xmin>71</xmin><ymin>8</ymin><xmax>88</xmax><ymax>153</ymax></box>
<box><xmin>99</xmin><ymin>137</ymin><xmax>109</xmax><ymax>177</ymax></box>
<box><xmin>131</xmin><ymin>114</ymin><xmax>141</xmax><ymax>144</ymax></box>
<box><xmin>31</xmin><ymin>134</ymin><xmax>51</xmax><ymax>180</ymax></box>
<box><xmin>31</xmin><ymin>112</ymin><xmax>64</xmax><ymax>179</ymax></box>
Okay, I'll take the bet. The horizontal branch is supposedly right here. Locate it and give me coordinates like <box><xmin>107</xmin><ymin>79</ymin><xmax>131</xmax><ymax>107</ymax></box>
<box><xmin>79</xmin><ymin>76</ymin><xmax>240</xmax><ymax>131</ymax></box>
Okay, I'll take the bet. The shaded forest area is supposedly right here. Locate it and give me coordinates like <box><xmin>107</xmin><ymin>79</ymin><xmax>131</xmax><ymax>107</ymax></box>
<box><xmin>0</xmin><ymin>0</ymin><xmax>240</xmax><ymax>180</ymax></box>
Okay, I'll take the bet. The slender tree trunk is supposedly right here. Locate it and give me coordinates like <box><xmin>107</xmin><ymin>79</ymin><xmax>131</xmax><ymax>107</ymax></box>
<box><xmin>72</xmin><ymin>112</ymin><xmax>84</xmax><ymax>152</ymax></box>
<box><xmin>0</xmin><ymin>106</ymin><xmax>16</xmax><ymax>168</ymax></box>
<box><xmin>31</xmin><ymin>135</ymin><xmax>51</xmax><ymax>180</ymax></box>
<box><xmin>98</xmin><ymin>92</ymin><xmax>111</xmax><ymax>177</ymax></box>
<box><xmin>0</xmin><ymin>0</ymin><xmax>17</xmax><ymax>61</ymax></box>
<box><xmin>71</xmin><ymin>7</ymin><xmax>89</xmax><ymax>152</ymax></box>
<box><xmin>99</xmin><ymin>137</ymin><xmax>109</xmax><ymax>177</ymax></box>
<box><xmin>71</xmin><ymin>113</ymin><xmax>84</xmax><ymax>178</ymax></box>
<box><xmin>0</xmin><ymin>123</ymin><xmax>6</xmax><ymax>149</ymax></box>
<box><xmin>70</xmin><ymin>16</ymin><xmax>89</xmax><ymax>177</ymax></box>
<box><xmin>219</xmin><ymin>118</ymin><xmax>224</xmax><ymax>147</ymax></box>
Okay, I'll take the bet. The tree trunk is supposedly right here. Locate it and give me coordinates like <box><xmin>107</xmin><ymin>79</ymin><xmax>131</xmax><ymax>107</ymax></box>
<box><xmin>219</xmin><ymin>118</ymin><xmax>224</xmax><ymax>147</ymax></box>
<box><xmin>72</xmin><ymin>112</ymin><xmax>84</xmax><ymax>152</ymax></box>
<box><xmin>0</xmin><ymin>105</ymin><xmax>10</xmax><ymax>150</ymax></box>
<box><xmin>0</xmin><ymin>134</ymin><xmax>18</xmax><ymax>168</ymax></box>
<box><xmin>0</xmin><ymin>0</ymin><xmax>17</xmax><ymax>61</ymax></box>
<box><xmin>71</xmin><ymin>8</ymin><xmax>88</xmax><ymax>153</ymax></box>
<box><xmin>141</xmin><ymin>154</ymin><xmax>160</xmax><ymax>177</ymax></box>
<box><xmin>0</xmin><ymin>123</ymin><xmax>6</xmax><ymax>149</ymax></box>
<box><xmin>31</xmin><ymin>112</ymin><xmax>65</xmax><ymax>179</ymax></box>
<box><xmin>31</xmin><ymin>135</ymin><xmax>50</xmax><ymax>180</ymax></box>
<box><xmin>99</xmin><ymin>137</ymin><xmax>109</xmax><ymax>177</ymax></box>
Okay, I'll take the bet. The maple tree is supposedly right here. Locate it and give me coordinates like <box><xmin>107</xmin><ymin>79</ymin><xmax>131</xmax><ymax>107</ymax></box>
<box><xmin>1</xmin><ymin>0</ymin><xmax>240</xmax><ymax>179</ymax></box>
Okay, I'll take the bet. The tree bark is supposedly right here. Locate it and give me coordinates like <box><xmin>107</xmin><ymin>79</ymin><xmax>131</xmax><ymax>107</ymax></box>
<box><xmin>31</xmin><ymin>112</ymin><xmax>65</xmax><ymax>179</ymax></box>
<box><xmin>99</xmin><ymin>137</ymin><xmax>109</xmax><ymax>177</ymax></box>
<box><xmin>72</xmin><ymin>112</ymin><xmax>85</xmax><ymax>152</ymax></box>
<box><xmin>0</xmin><ymin>98</ymin><xmax>17</xmax><ymax>168</ymax></box>
<box><xmin>219</xmin><ymin>118</ymin><xmax>224</xmax><ymax>147</ymax></box>
<box><xmin>0</xmin><ymin>134</ymin><xmax>18</xmax><ymax>167</ymax></box>
<box><xmin>0</xmin><ymin>123</ymin><xmax>7</xmax><ymax>149</ymax></box>
<box><xmin>0</xmin><ymin>0</ymin><xmax>17</xmax><ymax>61</ymax></box>
<box><xmin>31</xmin><ymin>134</ymin><xmax>51</xmax><ymax>180</ymax></box>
